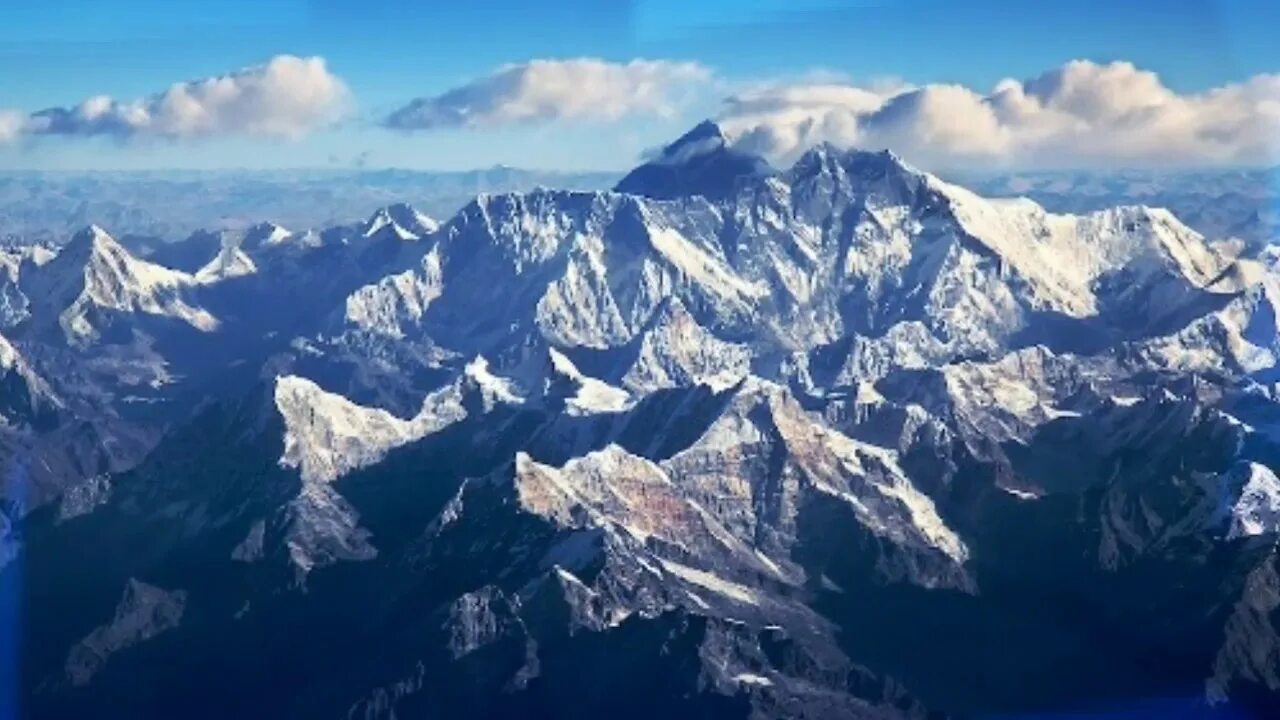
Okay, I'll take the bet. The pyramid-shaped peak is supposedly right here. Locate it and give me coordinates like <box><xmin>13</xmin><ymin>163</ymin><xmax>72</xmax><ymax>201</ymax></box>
<box><xmin>363</xmin><ymin>202</ymin><xmax>439</xmax><ymax>240</ymax></box>
<box><xmin>195</xmin><ymin>245</ymin><xmax>258</xmax><ymax>284</ymax></box>
<box><xmin>615</xmin><ymin>120</ymin><xmax>772</xmax><ymax>202</ymax></box>
<box><xmin>658</xmin><ymin>120</ymin><xmax>730</xmax><ymax>162</ymax></box>
<box><xmin>60</xmin><ymin>224</ymin><xmax>137</xmax><ymax>267</ymax></box>
<box><xmin>67</xmin><ymin>224</ymin><xmax>118</xmax><ymax>250</ymax></box>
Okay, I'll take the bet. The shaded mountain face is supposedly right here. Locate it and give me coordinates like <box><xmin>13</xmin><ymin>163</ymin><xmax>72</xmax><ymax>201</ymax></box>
<box><xmin>4</xmin><ymin>123</ymin><xmax>1280</xmax><ymax>720</ymax></box>
<box><xmin>615</xmin><ymin>120</ymin><xmax>774</xmax><ymax>202</ymax></box>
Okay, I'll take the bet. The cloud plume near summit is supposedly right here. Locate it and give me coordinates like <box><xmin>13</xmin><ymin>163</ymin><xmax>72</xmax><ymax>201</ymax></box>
<box><xmin>719</xmin><ymin>60</ymin><xmax>1280</xmax><ymax>169</ymax></box>
<box><xmin>1</xmin><ymin>55</ymin><xmax>350</xmax><ymax>142</ymax></box>
<box><xmin>384</xmin><ymin>58</ymin><xmax>711</xmax><ymax>130</ymax></box>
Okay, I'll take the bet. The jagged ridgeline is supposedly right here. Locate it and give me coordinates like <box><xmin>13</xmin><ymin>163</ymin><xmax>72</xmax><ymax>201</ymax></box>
<box><xmin>3</xmin><ymin>122</ymin><xmax>1280</xmax><ymax>719</ymax></box>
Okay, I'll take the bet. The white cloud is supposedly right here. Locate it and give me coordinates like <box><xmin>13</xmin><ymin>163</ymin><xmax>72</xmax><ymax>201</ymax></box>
<box><xmin>719</xmin><ymin>60</ymin><xmax>1280</xmax><ymax>169</ymax></box>
<box><xmin>4</xmin><ymin>55</ymin><xmax>349</xmax><ymax>142</ymax></box>
<box><xmin>0</xmin><ymin>110</ymin><xmax>25</xmax><ymax>142</ymax></box>
<box><xmin>385</xmin><ymin>58</ymin><xmax>712</xmax><ymax>130</ymax></box>
<box><xmin>723</xmin><ymin>82</ymin><xmax>900</xmax><ymax>162</ymax></box>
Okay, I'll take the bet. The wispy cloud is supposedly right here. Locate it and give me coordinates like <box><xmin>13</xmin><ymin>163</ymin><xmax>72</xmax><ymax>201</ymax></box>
<box><xmin>1</xmin><ymin>55</ymin><xmax>350</xmax><ymax>142</ymax></box>
<box><xmin>719</xmin><ymin>60</ymin><xmax>1280</xmax><ymax>169</ymax></box>
<box><xmin>385</xmin><ymin>58</ymin><xmax>712</xmax><ymax>131</ymax></box>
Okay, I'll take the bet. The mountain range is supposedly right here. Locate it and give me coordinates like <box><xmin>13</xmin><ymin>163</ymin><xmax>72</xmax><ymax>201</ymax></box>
<box><xmin>2</xmin><ymin>122</ymin><xmax>1280</xmax><ymax>719</ymax></box>
<box><xmin>0</xmin><ymin>168</ymin><xmax>618</xmax><ymax>248</ymax></box>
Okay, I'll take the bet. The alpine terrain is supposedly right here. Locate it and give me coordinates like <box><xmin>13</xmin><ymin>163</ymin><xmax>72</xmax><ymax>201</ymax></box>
<box><xmin>4</xmin><ymin>122</ymin><xmax>1280</xmax><ymax>719</ymax></box>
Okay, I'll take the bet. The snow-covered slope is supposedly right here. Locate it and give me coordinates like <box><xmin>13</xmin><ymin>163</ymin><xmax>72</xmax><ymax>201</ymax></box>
<box><xmin>325</xmin><ymin>128</ymin><xmax>1245</xmax><ymax>399</ymax></box>
<box><xmin>195</xmin><ymin>245</ymin><xmax>257</xmax><ymax>283</ymax></box>
<box><xmin>1218</xmin><ymin>462</ymin><xmax>1280</xmax><ymax>539</ymax></box>
<box><xmin>22</xmin><ymin>225</ymin><xmax>217</xmax><ymax>344</ymax></box>
<box><xmin>275</xmin><ymin>369</ymin><xmax>476</xmax><ymax>484</ymax></box>
<box><xmin>271</xmin><ymin>357</ymin><xmax>523</xmax><ymax>575</ymax></box>
<box><xmin>0</xmin><ymin>330</ymin><xmax>57</xmax><ymax>411</ymax></box>
<box><xmin>0</xmin><ymin>248</ymin><xmax>30</xmax><ymax>328</ymax></box>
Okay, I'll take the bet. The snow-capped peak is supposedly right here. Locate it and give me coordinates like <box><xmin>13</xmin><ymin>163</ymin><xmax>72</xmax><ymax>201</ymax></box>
<box><xmin>651</xmin><ymin>120</ymin><xmax>730</xmax><ymax>165</ymax></box>
<box><xmin>615</xmin><ymin>120</ymin><xmax>772</xmax><ymax>201</ymax></box>
<box><xmin>26</xmin><ymin>225</ymin><xmax>218</xmax><ymax>342</ymax></box>
<box><xmin>67</xmin><ymin>224</ymin><xmax>118</xmax><ymax>253</ymax></box>
<box><xmin>269</xmin><ymin>358</ymin><xmax>527</xmax><ymax>575</ymax></box>
<box><xmin>241</xmin><ymin>221</ymin><xmax>293</xmax><ymax>250</ymax></box>
<box><xmin>1217</xmin><ymin>462</ymin><xmax>1280</xmax><ymax>539</ymax></box>
<box><xmin>195</xmin><ymin>245</ymin><xmax>257</xmax><ymax>284</ymax></box>
<box><xmin>785</xmin><ymin>145</ymin><xmax>932</xmax><ymax>213</ymax></box>
<box><xmin>793</xmin><ymin>145</ymin><xmax>916</xmax><ymax>180</ymax></box>
<box><xmin>362</xmin><ymin>203</ymin><xmax>439</xmax><ymax>241</ymax></box>
<box><xmin>276</xmin><ymin>374</ymin><xmax>441</xmax><ymax>484</ymax></box>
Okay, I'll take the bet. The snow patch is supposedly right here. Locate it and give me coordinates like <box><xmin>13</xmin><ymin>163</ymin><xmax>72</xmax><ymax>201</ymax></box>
<box><xmin>1224</xmin><ymin>463</ymin><xmax>1280</xmax><ymax>539</ymax></box>
<box><xmin>658</xmin><ymin>559</ymin><xmax>760</xmax><ymax>606</ymax></box>
<box><xmin>733</xmin><ymin>673</ymin><xmax>774</xmax><ymax>687</ymax></box>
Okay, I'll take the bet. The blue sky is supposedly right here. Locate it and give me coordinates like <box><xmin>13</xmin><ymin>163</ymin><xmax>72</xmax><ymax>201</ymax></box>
<box><xmin>0</xmin><ymin>0</ymin><xmax>1277</xmax><ymax>171</ymax></box>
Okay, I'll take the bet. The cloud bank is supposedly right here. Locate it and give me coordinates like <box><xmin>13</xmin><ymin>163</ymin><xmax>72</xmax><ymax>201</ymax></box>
<box><xmin>385</xmin><ymin>58</ymin><xmax>711</xmax><ymax>130</ymax></box>
<box><xmin>3</xmin><ymin>55</ymin><xmax>349</xmax><ymax>142</ymax></box>
<box><xmin>720</xmin><ymin>60</ymin><xmax>1280</xmax><ymax>169</ymax></box>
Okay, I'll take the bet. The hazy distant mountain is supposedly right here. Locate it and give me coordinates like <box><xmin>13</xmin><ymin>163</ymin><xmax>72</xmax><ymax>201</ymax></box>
<box><xmin>0</xmin><ymin>167</ymin><xmax>617</xmax><ymax>247</ymax></box>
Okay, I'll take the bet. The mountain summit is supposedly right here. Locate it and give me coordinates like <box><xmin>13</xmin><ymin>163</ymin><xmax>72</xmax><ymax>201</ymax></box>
<box><xmin>615</xmin><ymin>120</ymin><xmax>773</xmax><ymax>201</ymax></box>
<box><xmin>362</xmin><ymin>202</ymin><xmax>439</xmax><ymax>241</ymax></box>
<box><xmin>22</xmin><ymin>224</ymin><xmax>217</xmax><ymax>343</ymax></box>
